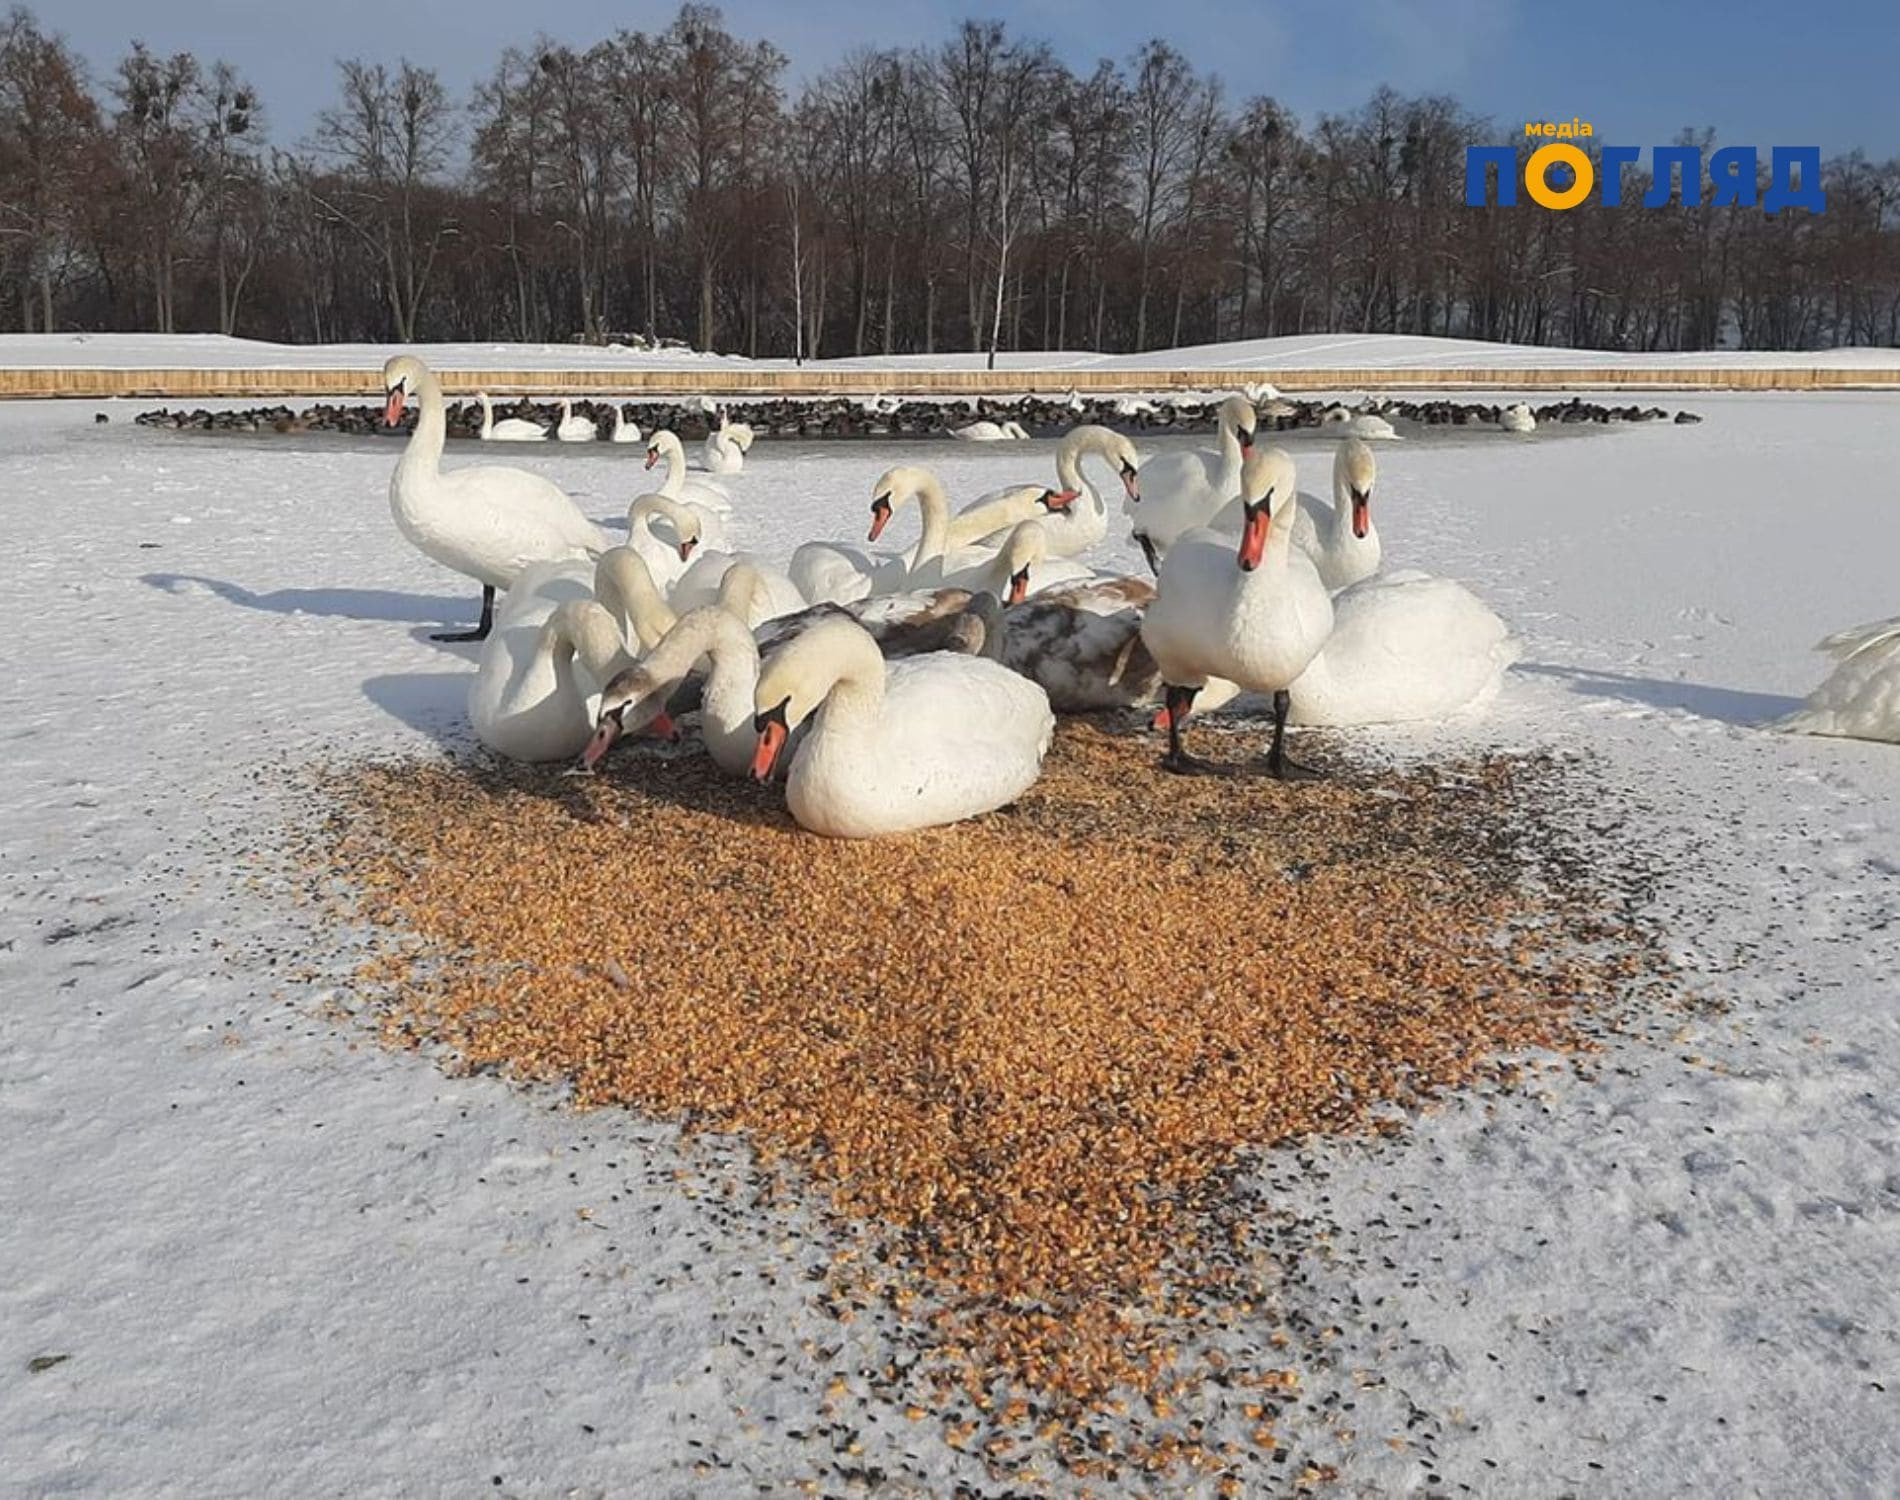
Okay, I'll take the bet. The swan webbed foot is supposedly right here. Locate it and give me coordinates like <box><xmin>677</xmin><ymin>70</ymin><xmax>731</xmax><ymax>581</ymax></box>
<box><xmin>1260</xmin><ymin>688</ymin><xmax>1322</xmax><ymax>781</ymax></box>
<box><xmin>432</xmin><ymin>584</ymin><xmax>496</xmax><ymax>643</ymax></box>
<box><xmin>1160</xmin><ymin>748</ymin><xmax>1238</xmax><ymax>777</ymax></box>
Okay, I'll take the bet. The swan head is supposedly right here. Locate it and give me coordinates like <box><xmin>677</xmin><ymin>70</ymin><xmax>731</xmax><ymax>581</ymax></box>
<box><xmin>380</xmin><ymin>353</ymin><xmax>427</xmax><ymax>427</ymax></box>
<box><xmin>627</xmin><ymin>494</ymin><xmax>702</xmax><ymax>561</ymax></box>
<box><xmin>1220</xmin><ymin>393</ymin><xmax>1259</xmax><ymax>454</ymax></box>
<box><xmin>643</xmin><ymin>429</ymin><xmax>681</xmax><ymax>469</ymax></box>
<box><xmin>1235</xmin><ymin>447</ymin><xmax>1297</xmax><ymax>572</ymax></box>
<box><xmin>998</xmin><ymin>521</ymin><xmax>1051</xmax><ymax>605</ymax></box>
<box><xmin>716</xmin><ymin>562</ymin><xmax>770</xmax><ymax>624</ymax></box>
<box><xmin>578</xmin><ymin>666</ymin><xmax>679</xmax><ymax>773</ymax></box>
<box><xmin>749</xmin><ymin>617</ymin><xmax>874</xmax><ymax>781</ymax></box>
<box><xmin>1335</xmin><ymin>437</ymin><xmax>1377</xmax><ymax>540</ymax></box>
<box><xmin>866</xmin><ymin>465</ymin><xmax>939</xmax><ymax>543</ymax></box>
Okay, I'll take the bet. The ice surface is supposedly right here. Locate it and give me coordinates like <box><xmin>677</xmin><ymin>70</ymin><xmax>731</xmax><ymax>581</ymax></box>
<box><xmin>1</xmin><ymin>392</ymin><xmax>1896</xmax><ymax>1493</ymax></box>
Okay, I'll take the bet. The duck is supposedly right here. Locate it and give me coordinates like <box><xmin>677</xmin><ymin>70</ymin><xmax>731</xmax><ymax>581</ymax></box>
<box><xmin>1285</xmin><ymin>571</ymin><xmax>1516</xmax><ymax>726</ymax></box>
<box><xmin>644</xmin><ymin>429</ymin><xmax>732</xmax><ymax>512</ymax></box>
<box><xmin>1000</xmin><ymin>576</ymin><xmax>1242</xmax><ymax>716</ymax></box>
<box><xmin>1127</xmin><ymin>392</ymin><xmax>1257</xmax><ymax>572</ymax></box>
<box><xmin>1499</xmin><ymin>402</ymin><xmax>1536</xmax><ymax>434</ymax></box>
<box><xmin>702</xmin><ymin>416</ymin><xmax>755</xmax><ymax>474</ymax></box>
<box><xmin>1207</xmin><ymin>437</ymin><xmax>1380</xmax><ymax>592</ymax></box>
<box><xmin>1141</xmin><ymin>446</ymin><xmax>1333</xmax><ymax>777</ymax></box>
<box><xmin>748</xmin><ymin>614</ymin><xmax>1055</xmax><ymax>837</ymax></box>
<box><xmin>382</xmin><ymin>354</ymin><xmax>605</xmax><ymax>641</ymax></box>
<box><xmin>1775</xmin><ymin>615</ymin><xmax>1900</xmax><ymax>742</ymax></box>
<box><xmin>555</xmin><ymin>399</ymin><xmax>598</xmax><ymax>443</ymax></box>
<box><xmin>477</xmin><ymin>391</ymin><xmax>550</xmax><ymax>442</ymax></box>
<box><xmin>624</xmin><ymin>493</ymin><xmax>724</xmax><ymax>595</ymax></box>
<box><xmin>583</xmin><ymin>580</ymin><xmax>766</xmax><ymax>777</ymax></box>
<box><xmin>469</xmin><ymin>594</ymin><xmax>636</xmax><ymax>763</ymax></box>
<box><xmin>956</xmin><ymin>425</ymin><xmax>1140</xmax><ymax>559</ymax></box>
<box><xmin>609</xmin><ymin>404</ymin><xmax>642</xmax><ymax>444</ymax></box>
<box><xmin>951</xmin><ymin>419</ymin><xmax>1030</xmax><ymax>441</ymax></box>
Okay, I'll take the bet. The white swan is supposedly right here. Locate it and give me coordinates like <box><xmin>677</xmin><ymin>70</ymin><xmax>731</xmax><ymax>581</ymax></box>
<box><xmin>1207</xmin><ymin>437</ymin><xmax>1380</xmax><ymax>592</ymax></box>
<box><xmin>956</xmin><ymin>425</ymin><xmax>1140</xmax><ymax>560</ymax></box>
<box><xmin>1141</xmin><ymin>447</ymin><xmax>1333</xmax><ymax>776</ymax></box>
<box><xmin>749</xmin><ymin>615</ymin><xmax>1054</xmax><ymax>837</ymax></box>
<box><xmin>789</xmin><ymin>465</ymin><xmax>956</xmax><ymax>605</ymax></box>
<box><xmin>624</xmin><ymin>493</ymin><xmax>723</xmax><ymax>595</ymax></box>
<box><xmin>1776</xmin><ymin>615</ymin><xmax>1900</xmax><ymax>742</ymax></box>
<box><xmin>702</xmin><ymin>417</ymin><xmax>755</xmax><ymax>475</ymax></box>
<box><xmin>383</xmin><ymin>354</ymin><xmax>604</xmax><ymax>641</ymax></box>
<box><xmin>470</xmin><ymin>596</ymin><xmax>634</xmax><ymax>762</ymax></box>
<box><xmin>940</xmin><ymin>520</ymin><xmax>1091</xmax><ymax>603</ymax></box>
<box><xmin>1499</xmin><ymin>402</ymin><xmax>1536</xmax><ymax>434</ymax></box>
<box><xmin>499</xmin><ymin>546</ymin><xmax>679</xmax><ymax>652</ymax></box>
<box><xmin>1321</xmin><ymin>406</ymin><xmax>1398</xmax><ymax>441</ymax></box>
<box><xmin>584</xmin><ymin>597</ymin><xmax>763</xmax><ymax>776</ymax></box>
<box><xmin>477</xmin><ymin>391</ymin><xmax>550</xmax><ymax>442</ymax></box>
<box><xmin>609</xmin><ymin>404</ymin><xmax>642</xmax><ymax>444</ymax></box>
<box><xmin>1127</xmin><ymin>393</ymin><xmax>1257</xmax><ymax>572</ymax></box>
<box><xmin>644</xmin><ymin>430</ymin><xmax>732</xmax><ymax>512</ymax></box>
<box><xmin>1285</xmin><ymin>572</ymin><xmax>1516</xmax><ymax>726</ymax></box>
<box><xmin>669</xmin><ymin>549</ymin><xmax>808</xmax><ymax>625</ymax></box>
<box><xmin>556</xmin><ymin>399</ymin><xmax>598</xmax><ymax>443</ymax></box>
<box><xmin>951</xmin><ymin>419</ymin><xmax>1029</xmax><ymax>441</ymax></box>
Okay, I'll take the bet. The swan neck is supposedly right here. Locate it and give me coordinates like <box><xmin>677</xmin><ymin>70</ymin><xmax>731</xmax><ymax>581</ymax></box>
<box><xmin>401</xmin><ymin>365</ymin><xmax>447</xmax><ymax>474</ymax></box>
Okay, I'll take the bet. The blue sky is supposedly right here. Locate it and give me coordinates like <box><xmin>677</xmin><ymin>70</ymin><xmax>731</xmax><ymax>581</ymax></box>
<box><xmin>47</xmin><ymin>0</ymin><xmax>1900</xmax><ymax>158</ymax></box>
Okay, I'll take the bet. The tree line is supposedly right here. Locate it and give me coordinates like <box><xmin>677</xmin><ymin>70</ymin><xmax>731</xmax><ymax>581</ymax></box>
<box><xmin>3</xmin><ymin>2</ymin><xmax>1896</xmax><ymax>357</ymax></box>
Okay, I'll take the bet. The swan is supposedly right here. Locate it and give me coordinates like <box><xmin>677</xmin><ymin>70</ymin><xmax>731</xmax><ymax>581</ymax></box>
<box><xmin>477</xmin><ymin>391</ymin><xmax>550</xmax><ymax>442</ymax></box>
<box><xmin>1321</xmin><ymin>406</ymin><xmax>1398</xmax><ymax>441</ymax></box>
<box><xmin>748</xmin><ymin>615</ymin><xmax>1055</xmax><ymax>837</ymax></box>
<box><xmin>556</xmin><ymin>399</ymin><xmax>598</xmax><ymax>443</ymax></box>
<box><xmin>383</xmin><ymin>354</ymin><xmax>605</xmax><ymax>641</ymax></box>
<box><xmin>1775</xmin><ymin>615</ymin><xmax>1900</xmax><ymax>742</ymax></box>
<box><xmin>669</xmin><ymin>549</ymin><xmax>808</xmax><ymax>625</ymax></box>
<box><xmin>470</xmin><ymin>596</ymin><xmax>637</xmax><ymax>763</ymax></box>
<box><xmin>1127</xmin><ymin>392</ymin><xmax>1257</xmax><ymax>573</ymax></box>
<box><xmin>940</xmin><ymin>520</ymin><xmax>1092</xmax><ymax>603</ymax></box>
<box><xmin>789</xmin><ymin>465</ymin><xmax>957</xmax><ymax>605</ymax></box>
<box><xmin>1499</xmin><ymin>402</ymin><xmax>1536</xmax><ymax>434</ymax></box>
<box><xmin>499</xmin><ymin>546</ymin><xmax>680</xmax><ymax>653</ymax></box>
<box><xmin>951</xmin><ymin>419</ymin><xmax>1030</xmax><ymax>441</ymax></box>
<box><xmin>1141</xmin><ymin>446</ymin><xmax>1333</xmax><ymax>777</ymax></box>
<box><xmin>1207</xmin><ymin>437</ymin><xmax>1380</xmax><ymax>592</ymax></box>
<box><xmin>702</xmin><ymin>417</ymin><xmax>755</xmax><ymax>475</ymax></box>
<box><xmin>955</xmin><ymin>425</ymin><xmax>1140</xmax><ymax>560</ymax></box>
<box><xmin>1284</xmin><ymin>572</ymin><xmax>1517</xmax><ymax>726</ymax></box>
<box><xmin>583</xmin><ymin>592</ymin><xmax>764</xmax><ymax>776</ymax></box>
<box><xmin>624</xmin><ymin>493</ymin><xmax>723</xmax><ymax>595</ymax></box>
<box><xmin>644</xmin><ymin>430</ymin><xmax>732</xmax><ymax>512</ymax></box>
<box><xmin>609</xmin><ymin>404</ymin><xmax>642</xmax><ymax>444</ymax></box>
<box><xmin>757</xmin><ymin>587</ymin><xmax>1001</xmax><ymax>662</ymax></box>
<box><xmin>945</xmin><ymin>483</ymin><xmax>1083</xmax><ymax>553</ymax></box>
<box><xmin>999</xmin><ymin>576</ymin><xmax>1243</xmax><ymax>716</ymax></box>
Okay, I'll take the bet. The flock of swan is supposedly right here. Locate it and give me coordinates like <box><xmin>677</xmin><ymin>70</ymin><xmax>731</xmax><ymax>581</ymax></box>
<box><xmin>378</xmin><ymin>355</ymin><xmax>1898</xmax><ymax>836</ymax></box>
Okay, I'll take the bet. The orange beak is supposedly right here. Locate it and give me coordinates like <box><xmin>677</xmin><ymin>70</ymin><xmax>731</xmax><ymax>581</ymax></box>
<box><xmin>677</xmin><ymin>537</ymin><xmax>698</xmax><ymax>562</ymax></box>
<box><xmin>750</xmin><ymin>718</ymin><xmax>788</xmax><ymax>780</ymax></box>
<box><xmin>1238</xmin><ymin>428</ymin><xmax>1255</xmax><ymax>455</ymax></box>
<box><xmin>1351</xmin><ymin>492</ymin><xmax>1371</xmax><ymax>540</ymax></box>
<box><xmin>1043</xmin><ymin>488</ymin><xmax>1079</xmax><ymax>512</ymax></box>
<box><xmin>644</xmin><ymin>449</ymin><xmax>659</xmax><ymax>470</ymax></box>
<box><xmin>648</xmin><ymin>710</ymin><xmax>679</xmax><ymax>743</ymax></box>
<box><xmin>1007</xmin><ymin>567</ymin><xmax>1030</xmax><ymax>605</ymax></box>
<box><xmin>579</xmin><ymin>717</ymin><xmax>621</xmax><ymax>772</ymax></box>
<box><xmin>1237</xmin><ymin>505</ymin><xmax>1270</xmax><ymax>571</ymax></box>
<box><xmin>382</xmin><ymin>387</ymin><xmax>406</xmax><ymax>426</ymax></box>
<box><xmin>868</xmin><ymin>498</ymin><xmax>892</xmax><ymax>542</ymax></box>
<box><xmin>1121</xmin><ymin>470</ymin><xmax>1141</xmax><ymax>504</ymax></box>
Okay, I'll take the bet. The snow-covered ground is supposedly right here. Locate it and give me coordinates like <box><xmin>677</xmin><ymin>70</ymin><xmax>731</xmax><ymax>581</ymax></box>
<box><xmin>1</xmin><ymin>393</ymin><xmax>1896</xmax><ymax>1494</ymax></box>
<box><xmin>5</xmin><ymin>330</ymin><xmax>1900</xmax><ymax>375</ymax></box>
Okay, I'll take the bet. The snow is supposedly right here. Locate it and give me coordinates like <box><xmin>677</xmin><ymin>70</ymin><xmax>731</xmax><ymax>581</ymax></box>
<box><xmin>2</xmin><ymin>394</ymin><xmax>1897</xmax><ymax>1493</ymax></box>
<box><xmin>6</xmin><ymin>330</ymin><xmax>1900</xmax><ymax>376</ymax></box>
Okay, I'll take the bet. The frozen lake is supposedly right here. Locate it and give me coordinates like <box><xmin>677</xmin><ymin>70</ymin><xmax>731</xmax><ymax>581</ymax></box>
<box><xmin>2</xmin><ymin>390</ymin><xmax>1897</xmax><ymax>1494</ymax></box>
